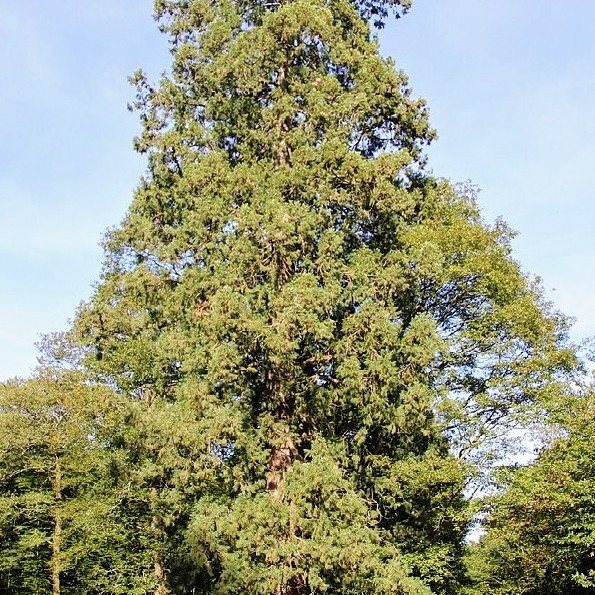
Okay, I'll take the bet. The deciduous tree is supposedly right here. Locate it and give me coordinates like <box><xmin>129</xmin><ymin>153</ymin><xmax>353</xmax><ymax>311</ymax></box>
<box><xmin>465</xmin><ymin>391</ymin><xmax>595</xmax><ymax>595</ymax></box>
<box><xmin>0</xmin><ymin>373</ymin><xmax>160</xmax><ymax>594</ymax></box>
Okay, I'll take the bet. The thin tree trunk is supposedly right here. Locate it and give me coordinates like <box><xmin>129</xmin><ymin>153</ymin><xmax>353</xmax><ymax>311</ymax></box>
<box><xmin>51</xmin><ymin>457</ymin><xmax>62</xmax><ymax>595</ymax></box>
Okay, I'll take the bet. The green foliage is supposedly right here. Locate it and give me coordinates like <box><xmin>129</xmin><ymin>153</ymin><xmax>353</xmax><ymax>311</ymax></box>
<box><xmin>0</xmin><ymin>374</ymin><xmax>156</xmax><ymax>594</ymax></box>
<box><xmin>466</xmin><ymin>392</ymin><xmax>595</xmax><ymax>595</ymax></box>
<box><xmin>64</xmin><ymin>0</ymin><xmax>578</xmax><ymax>592</ymax></box>
<box><xmin>188</xmin><ymin>438</ymin><xmax>433</xmax><ymax>594</ymax></box>
<box><xmin>0</xmin><ymin>0</ymin><xmax>579</xmax><ymax>592</ymax></box>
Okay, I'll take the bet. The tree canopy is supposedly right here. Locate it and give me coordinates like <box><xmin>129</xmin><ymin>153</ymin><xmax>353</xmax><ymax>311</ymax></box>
<box><xmin>0</xmin><ymin>374</ymin><xmax>155</xmax><ymax>594</ymax></box>
<box><xmin>466</xmin><ymin>389</ymin><xmax>595</xmax><ymax>595</ymax></box>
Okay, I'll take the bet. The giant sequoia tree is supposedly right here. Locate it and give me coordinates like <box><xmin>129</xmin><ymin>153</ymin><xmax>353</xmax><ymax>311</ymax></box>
<box><xmin>70</xmin><ymin>0</ymin><xmax>576</xmax><ymax>592</ymax></box>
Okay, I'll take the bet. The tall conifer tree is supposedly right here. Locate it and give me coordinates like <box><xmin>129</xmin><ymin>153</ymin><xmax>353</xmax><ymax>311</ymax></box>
<box><xmin>73</xmin><ymin>0</ymin><xmax>575</xmax><ymax>592</ymax></box>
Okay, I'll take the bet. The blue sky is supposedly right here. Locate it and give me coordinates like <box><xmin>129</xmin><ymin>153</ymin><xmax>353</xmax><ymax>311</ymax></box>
<box><xmin>1</xmin><ymin>0</ymin><xmax>593</xmax><ymax>380</ymax></box>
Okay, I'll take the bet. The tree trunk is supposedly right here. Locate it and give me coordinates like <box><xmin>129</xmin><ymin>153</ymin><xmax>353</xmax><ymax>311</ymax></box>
<box><xmin>264</xmin><ymin>375</ymin><xmax>296</xmax><ymax>499</ymax></box>
<box><xmin>264</xmin><ymin>374</ymin><xmax>310</xmax><ymax>595</ymax></box>
<box><xmin>51</xmin><ymin>457</ymin><xmax>62</xmax><ymax>595</ymax></box>
<box><xmin>150</xmin><ymin>487</ymin><xmax>170</xmax><ymax>595</ymax></box>
<box><xmin>154</xmin><ymin>559</ymin><xmax>169</xmax><ymax>595</ymax></box>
